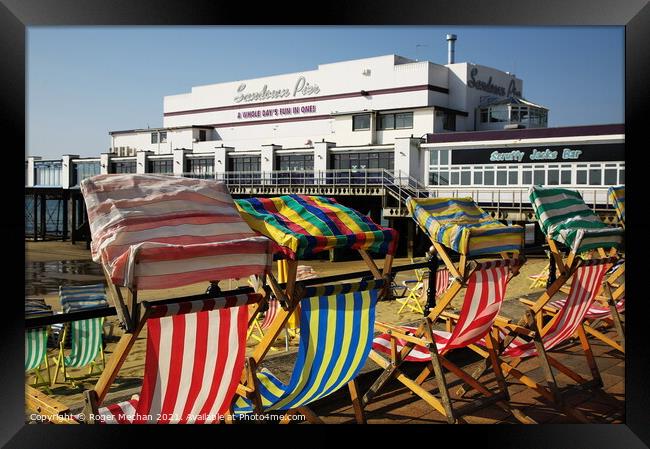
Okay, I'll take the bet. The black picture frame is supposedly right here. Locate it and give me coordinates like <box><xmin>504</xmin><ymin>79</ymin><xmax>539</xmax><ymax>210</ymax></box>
<box><xmin>5</xmin><ymin>0</ymin><xmax>649</xmax><ymax>446</ymax></box>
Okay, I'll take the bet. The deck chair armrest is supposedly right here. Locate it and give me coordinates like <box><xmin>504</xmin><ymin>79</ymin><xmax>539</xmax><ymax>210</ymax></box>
<box><xmin>518</xmin><ymin>297</ymin><xmax>558</xmax><ymax>314</ymax></box>
<box><xmin>491</xmin><ymin>319</ymin><xmax>536</xmax><ymax>338</ymax></box>
<box><xmin>26</xmin><ymin>385</ymin><xmax>79</xmax><ymax>424</ymax></box>
<box><xmin>440</xmin><ymin>311</ymin><xmax>460</xmax><ymax>322</ymax></box>
<box><xmin>374</xmin><ymin>322</ymin><xmax>431</xmax><ymax>348</ymax></box>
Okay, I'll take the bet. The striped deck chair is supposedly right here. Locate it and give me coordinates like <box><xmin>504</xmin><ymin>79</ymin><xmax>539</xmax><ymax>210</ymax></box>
<box><xmin>91</xmin><ymin>292</ymin><xmax>261</xmax><ymax>424</ymax></box>
<box><xmin>51</xmin><ymin>284</ymin><xmax>109</xmax><ymax>386</ymax></box>
<box><xmin>25</xmin><ymin>298</ymin><xmax>53</xmax><ymax>391</ymax></box>
<box><xmin>608</xmin><ymin>185</ymin><xmax>625</xmax><ymax>229</ymax></box>
<box><xmin>51</xmin><ymin>317</ymin><xmax>105</xmax><ymax>387</ymax></box>
<box><xmin>396</xmin><ymin>268</ymin><xmax>451</xmax><ymax>315</ymax></box>
<box><xmin>522</xmin><ymin>274</ymin><xmax>626</xmax><ymax>353</ymax></box>
<box><xmin>405</xmin><ymin>197</ymin><xmax>524</xmax><ymax>313</ymax></box>
<box><xmin>529</xmin><ymin>186</ymin><xmax>624</xmax><ymax>270</ymax></box>
<box><xmin>483</xmin><ymin>257</ymin><xmax>618</xmax><ymax>422</ymax></box>
<box><xmin>366</xmin><ymin>258</ymin><xmax>532</xmax><ymax>424</ymax></box>
<box><xmin>234</xmin><ymin>279</ymin><xmax>383</xmax><ymax>423</ymax></box>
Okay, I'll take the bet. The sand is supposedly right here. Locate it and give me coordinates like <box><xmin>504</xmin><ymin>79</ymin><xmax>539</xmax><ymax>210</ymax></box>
<box><xmin>25</xmin><ymin>241</ymin><xmax>551</xmax><ymax>411</ymax></box>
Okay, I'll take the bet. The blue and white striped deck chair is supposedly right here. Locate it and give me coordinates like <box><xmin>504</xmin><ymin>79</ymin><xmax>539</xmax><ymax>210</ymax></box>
<box><xmin>25</xmin><ymin>298</ymin><xmax>53</xmax><ymax>392</ymax></box>
<box><xmin>234</xmin><ymin>279</ymin><xmax>383</xmax><ymax>423</ymax></box>
<box><xmin>52</xmin><ymin>284</ymin><xmax>108</xmax><ymax>386</ymax></box>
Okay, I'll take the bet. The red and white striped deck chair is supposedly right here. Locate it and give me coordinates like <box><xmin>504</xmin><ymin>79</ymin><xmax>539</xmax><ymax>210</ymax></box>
<box><xmin>94</xmin><ymin>292</ymin><xmax>261</xmax><ymax>424</ymax></box>
<box><xmin>484</xmin><ymin>257</ymin><xmax>618</xmax><ymax>422</ymax></box>
<box><xmin>525</xmin><ymin>274</ymin><xmax>626</xmax><ymax>354</ymax></box>
<box><xmin>365</xmin><ymin>258</ymin><xmax>533</xmax><ymax>424</ymax></box>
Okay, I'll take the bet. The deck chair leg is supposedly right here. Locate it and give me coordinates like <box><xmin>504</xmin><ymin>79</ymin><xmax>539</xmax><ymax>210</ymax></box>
<box><xmin>363</xmin><ymin>350</ymin><xmax>398</xmax><ymax>405</ymax></box>
<box><xmin>607</xmin><ymin>298</ymin><xmax>625</xmax><ymax>352</ymax></box>
<box><xmin>576</xmin><ymin>324</ymin><xmax>603</xmax><ymax>387</ymax></box>
<box><xmin>348</xmin><ymin>378</ymin><xmax>366</xmax><ymax>424</ymax></box>
<box><xmin>485</xmin><ymin>329</ymin><xmax>510</xmax><ymax>401</ymax></box>
<box><xmin>423</xmin><ymin>318</ymin><xmax>455</xmax><ymax>424</ymax></box>
<box><xmin>526</xmin><ymin>310</ymin><xmax>562</xmax><ymax>405</ymax></box>
<box><xmin>296</xmin><ymin>406</ymin><xmax>324</xmax><ymax>424</ymax></box>
<box><xmin>51</xmin><ymin>348</ymin><xmax>63</xmax><ymax>387</ymax></box>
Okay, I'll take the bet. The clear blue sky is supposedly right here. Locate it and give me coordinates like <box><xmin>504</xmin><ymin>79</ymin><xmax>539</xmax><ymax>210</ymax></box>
<box><xmin>27</xmin><ymin>26</ymin><xmax>624</xmax><ymax>159</ymax></box>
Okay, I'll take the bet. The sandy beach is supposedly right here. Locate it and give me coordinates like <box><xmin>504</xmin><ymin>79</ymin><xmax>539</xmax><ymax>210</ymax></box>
<box><xmin>26</xmin><ymin>240</ymin><xmax>551</xmax><ymax>411</ymax></box>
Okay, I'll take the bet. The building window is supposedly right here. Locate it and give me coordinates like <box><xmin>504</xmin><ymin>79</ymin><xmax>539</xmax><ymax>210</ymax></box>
<box><xmin>159</xmin><ymin>132</ymin><xmax>167</xmax><ymax>143</ymax></box>
<box><xmin>331</xmin><ymin>152</ymin><xmax>393</xmax><ymax>170</ymax></box>
<box><xmin>533</xmin><ymin>169</ymin><xmax>545</xmax><ymax>185</ymax></box>
<box><xmin>185</xmin><ymin>158</ymin><xmax>214</xmax><ymax>179</ymax></box>
<box><xmin>604</xmin><ymin>165</ymin><xmax>617</xmax><ymax>185</ymax></box>
<box><xmin>589</xmin><ymin>165</ymin><xmax>602</xmax><ymax>185</ymax></box>
<box><xmin>151</xmin><ymin>132</ymin><xmax>158</xmax><ymax>144</ymax></box>
<box><xmin>576</xmin><ymin>164</ymin><xmax>588</xmax><ymax>185</ymax></box>
<box><xmin>484</xmin><ymin>167</ymin><xmax>495</xmax><ymax>185</ymax></box>
<box><xmin>508</xmin><ymin>170</ymin><xmax>518</xmax><ymax>185</ymax></box>
<box><xmin>547</xmin><ymin>165</ymin><xmax>559</xmax><ymax>185</ymax></box>
<box><xmin>277</xmin><ymin>154</ymin><xmax>314</xmax><ymax>171</ymax></box>
<box><xmin>395</xmin><ymin>112</ymin><xmax>413</xmax><ymax>129</ymax></box>
<box><xmin>352</xmin><ymin>114</ymin><xmax>371</xmax><ymax>131</ymax></box>
<box><xmin>34</xmin><ymin>161</ymin><xmax>62</xmax><ymax>186</ymax></box>
<box><xmin>148</xmin><ymin>159</ymin><xmax>173</xmax><ymax>174</ymax></box>
<box><xmin>73</xmin><ymin>161</ymin><xmax>101</xmax><ymax>185</ymax></box>
<box><xmin>442</xmin><ymin>112</ymin><xmax>456</xmax><ymax>131</ymax></box>
<box><xmin>430</xmin><ymin>150</ymin><xmax>439</xmax><ymax>165</ymax></box>
<box><xmin>480</xmin><ymin>109</ymin><xmax>488</xmax><ymax>123</ymax></box>
<box><xmin>473</xmin><ymin>171</ymin><xmax>483</xmax><ymax>185</ymax></box>
<box><xmin>460</xmin><ymin>169</ymin><xmax>471</xmax><ymax>185</ymax></box>
<box><xmin>378</xmin><ymin>114</ymin><xmax>395</xmax><ymax>130</ymax></box>
<box><xmin>199</xmin><ymin>130</ymin><xmax>207</xmax><ymax>142</ymax></box>
<box><xmin>229</xmin><ymin>156</ymin><xmax>261</xmax><ymax>172</ymax></box>
<box><xmin>111</xmin><ymin>161</ymin><xmax>136</xmax><ymax>174</ymax></box>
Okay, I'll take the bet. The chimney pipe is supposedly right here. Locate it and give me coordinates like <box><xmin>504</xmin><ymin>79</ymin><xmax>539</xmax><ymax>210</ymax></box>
<box><xmin>446</xmin><ymin>34</ymin><xmax>457</xmax><ymax>64</ymax></box>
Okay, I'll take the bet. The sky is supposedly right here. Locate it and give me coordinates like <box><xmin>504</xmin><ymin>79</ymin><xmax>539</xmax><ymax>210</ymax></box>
<box><xmin>27</xmin><ymin>26</ymin><xmax>624</xmax><ymax>159</ymax></box>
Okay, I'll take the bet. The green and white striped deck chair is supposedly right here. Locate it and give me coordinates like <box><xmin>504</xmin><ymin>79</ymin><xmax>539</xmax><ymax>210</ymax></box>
<box><xmin>234</xmin><ymin>279</ymin><xmax>383</xmax><ymax>423</ymax></box>
<box><xmin>25</xmin><ymin>298</ymin><xmax>53</xmax><ymax>392</ymax></box>
<box><xmin>52</xmin><ymin>285</ymin><xmax>108</xmax><ymax>386</ymax></box>
<box><xmin>529</xmin><ymin>186</ymin><xmax>624</xmax><ymax>266</ymax></box>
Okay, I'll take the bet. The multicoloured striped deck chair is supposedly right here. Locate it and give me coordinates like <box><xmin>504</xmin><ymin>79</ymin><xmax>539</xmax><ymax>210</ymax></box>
<box><xmin>51</xmin><ymin>284</ymin><xmax>109</xmax><ymax>386</ymax></box>
<box><xmin>25</xmin><ymin>298</ymin><xmax>53</xmax><ymax>392</ymax></box>
<box><xmin>366</xmin><ymin>258</ymin><xmax>533</xmax><ymax>424</ymax></box>
<box><xmin>234</xmin><ymin>279</ymin><xmax>383</xmax><ymax>423</ymax></box>
<box><xmin>396</xmin><ymin>268</ymin><xmax>451</xmax><ymax>315</ymax></box>
<box><xmin>93</xmin><ymin>292</ymin><xmax>261</xmax><ymax>424</ymax></box>
<box><xmin>235</xmin><ymin>194</ymin><xmax>398</xmax><ymax>422</ymax></box>
<box><xmin>481</xmin><ymin>256</ymin><xmax>618</xmax><ymax>422</ymax></box>
<box><xmin>529</xmin><ymin>186</ymin><xmax>624</xmax><ymax>272</ymax></box>
<box><xmin>608</xmin><ymin>185</ymin><xmax>625</xmax><ymax>228</ymax></box>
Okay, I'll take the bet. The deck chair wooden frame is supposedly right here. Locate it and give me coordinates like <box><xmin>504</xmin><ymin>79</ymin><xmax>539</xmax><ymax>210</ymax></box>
<box><xmin>363</xmin><ymin>257</ymin><xmax>534</xmax><ymax>424</ymax></box>
<box><xmin>236</xmin><ymin>251</ymin><xmax>393</xmax><ymax>424</ymax></box>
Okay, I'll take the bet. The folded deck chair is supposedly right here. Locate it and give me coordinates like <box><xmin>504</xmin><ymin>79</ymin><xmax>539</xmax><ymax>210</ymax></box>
<box><xmin>406</xmin><ymin>197</ymin><xmax>524</xmax><ymax>312</ymax></box>
<box><xmin>93</xmin><ymin>292</ymin><xmax>261</xmax><ymax>424</ymax></box>
<box><xmin>23</xmin><ymin>174</ymin><xmax>277</xmax><ymax>424</ymax></box>
<box><xmin>608</xmin><ymin>185</ymin><xmax>625</xmax><ymax>229</ymax></box>
<box><xmin>366</xmin><ymin>258</ymin><xmax>533</xmax><ymax>424</ymax></box>
<box><xmin>529</xmin><ymin>186</ymin><xmax>624</xmax><ymax>271</ymax></box>
<box><xmin>51</xmin><ymin>284</ymin><xmax>109</xmax><ymax>386</ymax></box>
<box><xmin>478</xmin><ymin>256</ymin><xmax>619</xmax><ymax>422</ymax></box>
<box><xmin>396</xmin><ymin>268</ymin><xmax>450</xmax><ymax>315</ymax></box>
<box><xmin>234</xmin><ymin>279</ymin><xmax>383</xmax><ymax>423</ymax></box>
<box><xmin>79</xmin><ymin>174</ymin><xmax>275</xmax><ymax>331</ymax></box>
<box><xmin>25</xmin><ymin>298</ymin><xmax>53</xmax><ymax>391</ymax></box>
<box><xmin>235</xmin><ymin>194</ymin><xmax>398</xmax><ymax>422</ymax></box>
<box><xmin>529</xmin><ymin>186</ymin><xmax>625</xmax><ymax>351</ymax></box>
